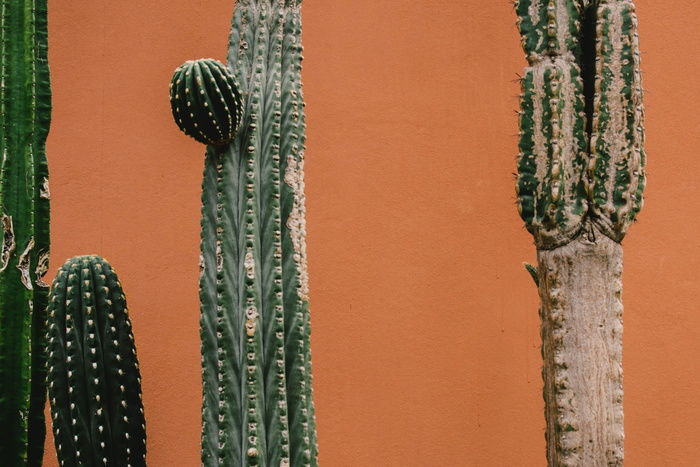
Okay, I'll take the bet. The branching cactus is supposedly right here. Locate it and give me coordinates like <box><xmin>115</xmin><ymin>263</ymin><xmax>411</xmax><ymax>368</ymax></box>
<box><xmin>515</xmin><ymin>1</ymin><xmax>645</xmax><ymax>465</ymax></box>
<box><xmin>169</xmin><ymin>1</ymin><xmax>318</xmax><ymax>466</ymax></box>
<box><xmin>0</xmin><ymin>0</ymin><xmax>52</xmax><ymax>464</ymax></box>
<box><xmin>47</xmin><ymin>256</ymin><xmax>146</xmax><ymax>466</ymax></box>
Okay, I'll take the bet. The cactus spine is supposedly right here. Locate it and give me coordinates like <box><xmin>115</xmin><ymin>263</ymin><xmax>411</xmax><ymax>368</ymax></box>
<box><xmin>0</xmin><ymin>0</ymin><xmax>51</xmax><ymax>464</ymax></box>
<box><xmin>515</xmin><ymin>1</ymin><xmax>644</xmax><ymax>465</ymax></box>
<box><xmin>169</xmin><ymin>1</ymin><xmax>318</xmax><ymax>465</ymax></box>
<box><xmin>47</xmin><ymin>256</ymin><xmax>146</xmax><ymax>466</ymax></box>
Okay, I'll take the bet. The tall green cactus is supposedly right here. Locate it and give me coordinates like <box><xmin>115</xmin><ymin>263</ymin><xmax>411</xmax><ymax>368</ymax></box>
<box><xmin>0</xmin><ymin>0</ymin><xmax>51</xmax><ymax>464</ymax></box>
<box><xmin>515</xmin><ymin>1</ymin><xmax>644</xmax><ymax>465</ymax></box>
<box><xmin>169</xmin><ymin>1</ymin><xmax>318</xmax><ymax>466</ymax></box>
<box><xmin>47</xmin><ymin>256</ymin><xmax>146</xmax><ymax>466</ymax></box>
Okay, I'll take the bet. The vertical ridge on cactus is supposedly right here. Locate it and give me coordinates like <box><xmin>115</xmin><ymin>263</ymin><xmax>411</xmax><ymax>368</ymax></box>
<box><xmin>0</xmin><ymin>0</ymin><xmax>51</xmax><ymax>464</ymax></box>
<box><xmin>184</xmin><ymin>1</ymin><xmax>317</xmax><ymax>466</ymax></box>
<box><xmin>514</xmin><ymin>0</ymin><xmax>644</xmax><ymax>465</ymax></box>
<box><xmin>47</xmin><ymin>256</ymin><xmax>146</xmax><ymax>467</ymax></box>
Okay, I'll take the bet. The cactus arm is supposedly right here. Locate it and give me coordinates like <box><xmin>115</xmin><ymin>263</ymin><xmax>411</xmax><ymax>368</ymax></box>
<box><xmin>47</xmin><ymin>256</ymin><xmax>146</xmax><ymax>467</ymax></box>
<box><xmin>0</xmin><ymin>0</ymin><xmax>51</xmax><ymax>464</ymax></box>
<box><xmin>589</xmin><ymin>0</ymin><xmax>645</xmax><ymax>241</ymax></box>
<box><xmin>517</xmin><ymin>59</ymin><xmax>588</xmax><ymax>249</ymax></box>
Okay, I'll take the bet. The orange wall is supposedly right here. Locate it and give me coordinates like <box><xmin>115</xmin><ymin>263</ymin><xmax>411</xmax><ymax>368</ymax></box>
<box><xmin>43</xmin><ymin>1</ymin><xmax>699</xmax><ymax>465</ymax></box>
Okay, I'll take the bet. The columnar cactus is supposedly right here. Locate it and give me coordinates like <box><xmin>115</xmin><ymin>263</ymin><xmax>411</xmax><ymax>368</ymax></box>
<box><xmin>169</xmin><ymin>1</ymin><xmax>318</xmax><ymax>466</ymax></box>
<box><xmin>47</xmin><ymin>256</ymin><xmax>146</xmax><ymax>466</ymax></box>
<box><xmin>515</xmin><ymin>1</ymin><xmax>645</xmax><ymax>465</ymax></box>
<box><xmin>0</xmin><ymin>0</ymin><xmax>52</xmax><ymax>464</ymax></box>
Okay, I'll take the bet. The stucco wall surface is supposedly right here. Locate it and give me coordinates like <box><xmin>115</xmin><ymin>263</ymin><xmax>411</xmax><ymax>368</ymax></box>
<box><xmin>42</xmin><ymin>1</ymin><xmax>698</xmax><ymax>465</ymax></box>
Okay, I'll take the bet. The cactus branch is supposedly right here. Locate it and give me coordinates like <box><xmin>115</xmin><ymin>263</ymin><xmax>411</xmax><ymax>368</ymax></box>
<box><xmin>47</xmin><ymin>256</ymin><xmax>146</xmax><ymax>467</ymax></box>
<box><xmin>0</xmin><ymin>0</ymin><xmax>51</xmax><ymax>464</ymax></box>
<box><xmin>515</xmin><ymin>1</ymin><xmax>644</xmax><ymax>465</ymax></box>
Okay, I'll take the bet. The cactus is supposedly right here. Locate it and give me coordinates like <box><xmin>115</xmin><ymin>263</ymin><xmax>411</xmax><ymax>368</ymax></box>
<box><xmin>170</xmin><ymin>59</ymin><xmax>243</xmax><ymax>146</ymax></box>
<box><xmin>47</xmin><ymin>256</ymin><xmax>146</xmax><ymax>466</ymax></box>
<box><xmin>0</xmin><ymin>0</ymin><xmax>52</xmax><ymax>464</ymax></box>
<box><xmin>514</xmin><ymin>1</ymin><xmax>645</xmax><ymax>465</ymax></box>
<box><xmin>169</xmin><ymin>1</ymin><xmax>318</xmax><ymax>466</ymax></box>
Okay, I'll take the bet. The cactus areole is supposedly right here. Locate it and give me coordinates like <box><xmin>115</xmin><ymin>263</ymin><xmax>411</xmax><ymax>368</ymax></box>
<box><xmin>0</xmin><ymin>0</ymin><xmax>51</xmax><ymax>464</ymax></box>
<box><xmin>515</xmin><ymin>1</ymin><xmax>645</xmax><ymax>465</ymax></box>
<box><xmin>169</xmin><ymin>1</ymin><xmax>319</xmax><ymax>466</ymax></box>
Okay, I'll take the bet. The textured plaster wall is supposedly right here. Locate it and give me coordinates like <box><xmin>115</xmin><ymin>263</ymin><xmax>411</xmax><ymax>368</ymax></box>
<box><xmin>43</xmin><ymin>1</ymin><xmax>698</xmax><ymax>465</ymax></box>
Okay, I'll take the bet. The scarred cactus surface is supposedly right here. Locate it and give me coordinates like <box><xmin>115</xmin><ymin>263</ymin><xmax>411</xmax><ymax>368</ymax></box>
<box><xmin>514</xmin><ymin>1</ymin><xmax>645</xmax><ymax>465</ymax></box>
<box><xmin>170</xmin><ymin>58</ymin><xmax>243</xmax><ymax>146</ymax></box>
<box><xmin>47</xmin><ymin>256</ymin><xmax>146</xmax><ymax>467</ymax></box>
<box><xmin>0</xmin><ymin>0</ymin><xmax>52</xmax><ymax>464</ymax></box>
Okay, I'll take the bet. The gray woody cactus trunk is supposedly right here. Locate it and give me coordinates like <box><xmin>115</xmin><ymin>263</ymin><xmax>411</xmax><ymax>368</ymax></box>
<box><xmin>194</xmin><ymin>1</ymin><xmax>317</xmax><ymax>466</ymax></box>
<box><xmin>515</xmin><ymin>1</ymin><xmax>644</xmax><ymax>465</ymax></box>
<box><xmin>0</xmin><ymin>0</ymin><xmax>51</xmax><ymax>465</ymax></box>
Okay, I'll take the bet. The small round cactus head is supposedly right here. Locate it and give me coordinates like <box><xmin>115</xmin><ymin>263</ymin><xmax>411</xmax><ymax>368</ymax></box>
<box><xmin>169</xmin><ymin>58</ymin><xmax>243</xmax><ymax>146</ymax></box>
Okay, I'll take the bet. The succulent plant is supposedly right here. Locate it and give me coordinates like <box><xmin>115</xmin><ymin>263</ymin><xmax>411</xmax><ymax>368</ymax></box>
<box><xmin>170</xmin><ymin>59</ymin><xmax>243</xmax><ymax>146</ymax></box>
<box><xmin>170</xmin><ymin>1</ymin><xmax>318</xmax><ymax>465</ymax></box>
<box><xmin>514</xmin><ymin>1</ymin><xmax>645</xmax><ymax>465</ymax></box>
<box><xmin>0</xmin><ymin>0</ymin><xmax>52</xmax><ymax>464</ymax></box>
<box><xmin>47</xmin><ymin>256</ymin><xmax>146</xmax><ymax>467</ymax></box>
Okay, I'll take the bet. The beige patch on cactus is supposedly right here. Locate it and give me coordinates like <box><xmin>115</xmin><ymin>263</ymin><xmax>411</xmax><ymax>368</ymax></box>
<box><xmin>0</xmin><ymin>213</ymin><xmax>15</xmax><ymax>273</ymax></box>
<box><xmin>35</xmin><ymin>248</ymin><xmax>50</xmax><ymax>287</ymax></box>
<box><xmin>16</xmin><ymin>237</ymin><xmax>35</xmax><ymax>290</ymax></box>
<box><xmin>40</xmin><ymin>177</ymin><xmax>50</xmax><ymax>199</ymax></box>
<box><xmin>244</xmin><ymin>249</ymin><xmax>255</xmax><ymax>279</ymax></box>
<box><xmin>284</xmin><ymin>154</ymin><xmax>310</xmax><ymax>301</ymax></box>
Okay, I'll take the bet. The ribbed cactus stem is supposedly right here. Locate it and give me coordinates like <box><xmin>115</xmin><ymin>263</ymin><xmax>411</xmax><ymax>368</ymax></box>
<box><xmin>515</xmin><ymin>1</ymin><xmax>644</xmax><ymax>465</ymax></box>
<box><xmin>188</xmin><ymin>1</ymin><xmax>317</xmax><ymax>466</ymax></box>
<box><xmin>0</xmin><ymin>0</ymin><xmax>51</xmax><ymax>464</ymax></box>
<box><xmin>47</xmin><ymin>256</ymin><xmax>146</xmax><ymax>467</ymax></box>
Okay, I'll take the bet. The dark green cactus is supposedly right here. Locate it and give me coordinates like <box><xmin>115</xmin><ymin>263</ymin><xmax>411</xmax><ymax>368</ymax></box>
<box><xmin>0</xmin><ymin>0</ymin><xmax>52</xmax><ymax>464</ymax></box>
<box><xmin>170</xmin><ymin>1</ymin><xmax>318</xmax><ymax>465</ymax></box>
<box><xmin>514</xmin><ymin>1</ymin><xmax>644</xmax><ymax>465</ymax></box>
<box><xmin>47</xmin><ymin>256</ymin><xmax>146</xmax><ymax>467</ymax></box>
<box><xmin>515</xmin><ymin>0</ymin><xmax>645</xmax><ymax>248</ymax></box>
<box><xmin>170</xmin><ymin>59</ymin><xmax>243</xmax><ymax>146</ymax></box>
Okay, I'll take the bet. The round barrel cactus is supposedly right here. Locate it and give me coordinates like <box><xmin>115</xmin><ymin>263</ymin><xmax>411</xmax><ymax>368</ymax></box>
<box><xmin>169</xmin><ymin>58</ymin><xmax>243</xmax><ymax>146</ymax></box>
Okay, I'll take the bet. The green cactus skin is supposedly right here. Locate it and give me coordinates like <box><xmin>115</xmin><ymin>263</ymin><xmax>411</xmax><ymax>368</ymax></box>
<box><xmin>515</xmin><ymin>1</ymin><xmax>644</xmax><ymax>465</ymax></box>
<box><xmin>0</xmin><ymin>0</ymin><xmax>52</xmax><ymax>465</ymax></box>
<box><xmin>170</xmin><ymin>59</ymin><xmax>243</xmax><ymax>146</ymax></box>
<box><xmin>516</xmin><ymin>58</ymin><xmax>589</xmax><ymax>249</ymax></box>
<box><xmin>589</xmin><ymin>1</ymin><xmax>645</xmax><ymax>242</ymax></box>
<box><xmin>47</xmin><ymin>256</ymin><xmax>146</xmax><ymax>467</ymax></box>
<box><xmin>182</xmin><ymin>1</ymin><xmax>317</xmax><ymax>466</ymax></box>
